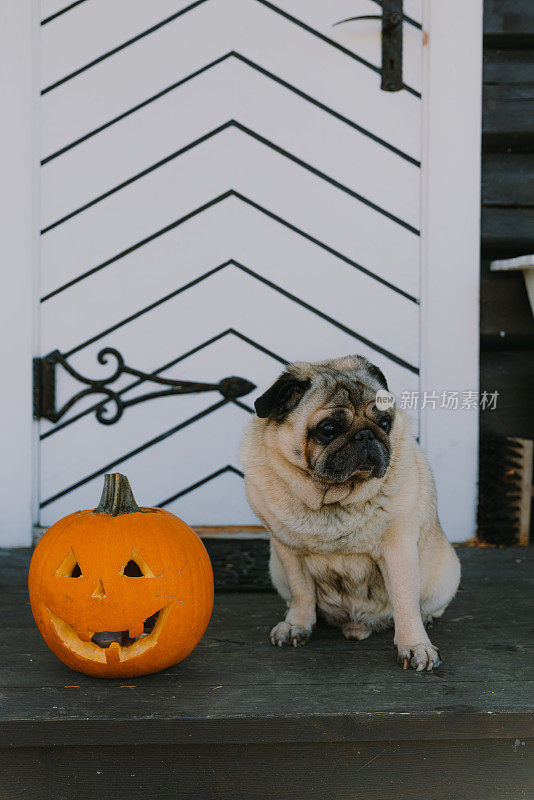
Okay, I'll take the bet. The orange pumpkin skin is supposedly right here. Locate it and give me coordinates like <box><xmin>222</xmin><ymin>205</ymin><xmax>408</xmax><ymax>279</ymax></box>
<box><xmin>29</xmin><ymin>478</ymin><xmax>214</xmax><ymax>678</ymax></box>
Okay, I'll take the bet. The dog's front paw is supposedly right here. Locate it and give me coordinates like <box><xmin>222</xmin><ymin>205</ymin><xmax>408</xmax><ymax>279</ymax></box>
<box><xmin>270</xmin><ymin>621</ymin><xmax>312</xmax><ymax>647</ymax></box>
<box><xmin>396</xmin><ymin>641</ymin><xmax>442</xmax><ymax>672</ymax></box>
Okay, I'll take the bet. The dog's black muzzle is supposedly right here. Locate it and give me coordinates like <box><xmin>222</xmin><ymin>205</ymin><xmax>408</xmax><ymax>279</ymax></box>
<box><xmin>320</xmin><ymin>429</ymin><xmax>390</xmax><ymax>483</ymax></box>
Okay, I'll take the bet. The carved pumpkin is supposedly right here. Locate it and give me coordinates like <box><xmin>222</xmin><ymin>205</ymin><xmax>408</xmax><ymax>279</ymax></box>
<box><xmin>28</xmin><ymin>474</ymin><xmax>214</xmax><ymax>678</ymax></box>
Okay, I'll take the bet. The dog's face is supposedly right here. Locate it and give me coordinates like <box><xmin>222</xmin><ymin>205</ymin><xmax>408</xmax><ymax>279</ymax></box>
<box><xmin>254</xmin><ymin>355</ymin><xmax>395</xmax><ymax>485</ymax></box>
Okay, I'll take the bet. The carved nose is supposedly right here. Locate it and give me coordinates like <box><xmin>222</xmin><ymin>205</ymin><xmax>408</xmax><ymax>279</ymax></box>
<box><xmin>354</xmin><ymin>429</ymin><xmax>375</xmax><ymax>441</ymax></box>
<box><xmin>91</xmin><ymin>579</ymin><xmax>107</xmax><ymax>599</ymax></box>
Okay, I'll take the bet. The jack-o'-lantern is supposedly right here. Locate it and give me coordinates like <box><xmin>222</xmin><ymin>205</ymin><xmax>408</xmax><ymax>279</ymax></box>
<box><xmin>28</xmin><ymin>474</ymin><xmax>214</xmax><ymax>678</ymax></box>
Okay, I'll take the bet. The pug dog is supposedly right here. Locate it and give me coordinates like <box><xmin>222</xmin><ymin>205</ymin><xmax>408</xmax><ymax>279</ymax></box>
<box><xmin>240</xmin><ymin>355</ymin><xmax>461</xmax><ymax>671</ymax></box>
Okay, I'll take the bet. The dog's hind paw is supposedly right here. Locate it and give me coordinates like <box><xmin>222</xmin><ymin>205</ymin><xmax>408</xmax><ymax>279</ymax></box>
<box><xmin>270</xmin><ymin>621</ymin><xmax>312</xmax><ymax>647</ymax></box>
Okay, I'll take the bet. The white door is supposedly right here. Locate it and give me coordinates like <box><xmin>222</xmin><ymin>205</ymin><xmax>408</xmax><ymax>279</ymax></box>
<box><xmin>7</xmin><ymin>0</ymin><xmax>478</xmax><ymax>541</ymax></box>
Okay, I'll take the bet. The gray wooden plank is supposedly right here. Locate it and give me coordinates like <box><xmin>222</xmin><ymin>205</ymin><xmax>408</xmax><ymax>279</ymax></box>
<box><xmin>484</xmin><ymin>49</ymin><xmax>534</xmax><ymax>87</ymax></box>
<box><xmin>0</xmin><ymin>697</ymin><xmax>531</xmax><ymax>745</ymax></box>
<box><xmin>0</xmin><ymin>635</ymin><xmax>531</xmax><ymax>688</ymax></box>
<box><xmin>0</xmin><ymin>548</ymin><xmax>31</xmax><ymax>585</ymax></box>
<box><xmin>0</xmin><ymin>547</ymin><xmax>532</xmax><ymax>746</ymax></box>
<box><xmin>480</xmin><ymin>349</ymin><xmax>534</xmax><ymax>440</ymax></box>
<box><xmin>482</xmin><ymin>154</ymin><xmax>534</xmax><ymax>207</ymax></box>
<box><xmin>481</xmin><ymin>208</ymin><xmax>534</xmax><ymax>255</ymax></box>
<box><xmin>0</xmin><ymin>678</ymin><xmax>530</xmax><ymax>723</ymax></box>
<box><xmin>484</xmin><ymin>0</ymin><xmax>534</xmax><ymax>45</ymax></box>
<box><xmin>483</xmin><ymin>50</ymin><xmax>534</xmax><ymax>152</ymax></box>
<box><xmin>0</xmin><ymin>739</ymin><xmax>531</xmax><ymax>800</ymax></box>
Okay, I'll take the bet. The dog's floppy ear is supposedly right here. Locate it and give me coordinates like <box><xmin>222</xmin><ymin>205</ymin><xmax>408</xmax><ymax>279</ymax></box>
<box><xmin>254</xmin><ymin>373</ymin><xmax>311</xmax><ymax>421</ymax></box>
<box><xmin>356</xmin><ymin>356</ymin><xmax>388</xmax><ymax>391</ymax></box>
<box><xmin>366</xmin><ymin>363</ymin><xmax>388</xmax><ymax>391</ymax></box>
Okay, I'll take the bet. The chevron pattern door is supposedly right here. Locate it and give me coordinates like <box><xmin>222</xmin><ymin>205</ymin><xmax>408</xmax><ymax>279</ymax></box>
<box><xmin>38</xmin><ymin>0</ymin><xmax>424</xmax><ymax>528</ymax></box>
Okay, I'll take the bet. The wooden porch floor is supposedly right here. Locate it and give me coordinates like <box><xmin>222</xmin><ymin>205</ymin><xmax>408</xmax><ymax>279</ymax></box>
<box><xmin>0</xmin><ymin>546</ymin><xmax>532</xmax><ymax>799</ymax></box>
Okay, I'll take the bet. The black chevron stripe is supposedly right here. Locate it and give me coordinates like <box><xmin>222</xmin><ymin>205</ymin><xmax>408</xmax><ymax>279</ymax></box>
<box><xmin>231</xmin><ymin>260</ymin><xmax>419</xmax><ymax>373</ymax></box>
<box><xmin>41</xmin><ymin>120</ymin><xmax>419</xmax><ymax>235</ymax></box>
<box><xmin>41</xmin><ymin>53</ymin><xmax>232</xmax><ymax>164</ymax></box>
<box><xmin>41</xmin><ymin>0</ymin><xmax>420</xmax><ymax>97</ymax></box>
<box><xmin>158</xmin><ymin>465</ymin><xmax>244</xmax><ymax>508</ymax></box>
<box><xmin>41</xmin><ymin>192</ymin><xmax>232</xmax><ymax>301</ymax></box>
<box><xmin>232</xmin><ymin>53</ymin><xmax>419</xmax><ymax>165</ymax></box>
<box><xmin>41</xmin><ymin>0</ymin><xmax>89</xmax><ymax>25</ymax></box>
<box><xmin>62</xmin><ymin>259</ymin><xmax>228</xmax><ymax>354</ymax></box>
<box><xmin>41</xmin><ymin>0</ymin><xmax>208</xmax><ymax>94</ymax></box>
<box><xmin>260</xmin><ymin>0</ymin><xmax>382</xmax><ymax>73</ymax></box>
<box><xmin>42</xmin><ymin>52</ymin><xmax>420</xmax><ymax>167</ymax></box>
<box><xmin>235</xmin><ymin>192</ymin><xmax>418</xmax><ymax>300</ymax></box>
<box><xmin>40</xmin><ymin>397</ymin><xmax>235</xmax><ymax>508</ymax></box>
<box><xmin>228</xmin><ymin>330</ymin><xmax>287</xmax><ymax>365</ymax></box>
<box><xmin>60</xmin><ymin>257</ymin><xmax>418</xmax><ymax>372</ymax></box>
<box><xmin>232</xmin><ymin>399</ymin><xmax>254</xmax><ymax>414</ymax></box>
<box><xmin>40</xmin><ymin>328</ymin><xmax>285</xmax><ymax>440</ymax></box>
<box><xmin>41</xmin><ymin>191</ymin><xmax>417</xmax><ymax>303</ymax></box>
<box><xmin>41</xmin><ymin>121</ymin><xmax>231</xmax><ymax>234</ymax></box>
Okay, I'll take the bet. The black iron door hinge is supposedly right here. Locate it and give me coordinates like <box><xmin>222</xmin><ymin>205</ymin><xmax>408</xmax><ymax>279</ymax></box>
<box><xmin>33</xmin><ymin>348</ymin><xmax>256</xmax><ymax>426</ymax></box>
<box><xmin>335</xmin><ymin>0</ymin><xmax>405</xmax><ymax>92</ymax></box>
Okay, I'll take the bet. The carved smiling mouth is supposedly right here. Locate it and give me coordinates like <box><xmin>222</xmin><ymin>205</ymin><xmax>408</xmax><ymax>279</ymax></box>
<box><xmin>48</xmin><ymin>605</ymin><xmax>171</xmax><ymax>664</ymax></box>
<box><xmin>90</xmin><ymin>609</ymin><xmax>161</xmax><ymax>649</ymax></box>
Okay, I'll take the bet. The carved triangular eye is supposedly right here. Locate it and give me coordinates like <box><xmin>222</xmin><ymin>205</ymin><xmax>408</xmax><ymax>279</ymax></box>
<box><xmin>123</xmin><ymin>560</ymin><xmax>143</xmax><ymax>577</ymax></box>
<box><xmin>55</xmin><ymin>548</ymin><xmax>83</xmax><ymax>578</ymax></box>
<box><xmin>120</xmin><ymin>548</ymin><xmax>155</xmax><ymax>578</ymax></box>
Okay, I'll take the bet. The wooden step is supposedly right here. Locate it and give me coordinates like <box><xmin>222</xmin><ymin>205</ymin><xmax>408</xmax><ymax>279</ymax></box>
<box><xmin>0</xmin><ymin>546</ymin><xmax>532</xmax><ymax>799</ymax></box>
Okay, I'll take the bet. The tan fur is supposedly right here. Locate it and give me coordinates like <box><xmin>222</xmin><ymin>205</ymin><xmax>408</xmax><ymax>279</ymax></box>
<box><xmin>240</xmin><ymin>355</ymin><xmax>461</xmax><ymax>670</ymax></box>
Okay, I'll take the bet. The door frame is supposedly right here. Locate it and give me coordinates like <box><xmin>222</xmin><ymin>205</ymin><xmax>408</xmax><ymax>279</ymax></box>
<box><xmin>419</xmin><ymin>0</ymin><xmax>483</xmax><ymax>542</ymax></box>
<box><xmin>1</xmin><ymin>0</ymin><xmax>482</xmax><ymax>545</ymax></box>
<box><xmin>0</xmin><ymin>0</ymin><xmax>40</xmax><ymax>546</ymax></box>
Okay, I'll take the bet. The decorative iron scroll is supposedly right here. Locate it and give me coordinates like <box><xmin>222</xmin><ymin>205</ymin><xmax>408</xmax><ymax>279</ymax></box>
<box><xmin>33</xmin><ymin>348</ymin><xmax>256</xmax><ymax>426</ymax></box>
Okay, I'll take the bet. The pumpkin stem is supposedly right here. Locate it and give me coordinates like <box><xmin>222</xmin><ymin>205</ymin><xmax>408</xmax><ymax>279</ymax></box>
<box><xmin>95</xmin><ymin>474</ymin><xmax>143</xmax><ymax>516</ymax></box>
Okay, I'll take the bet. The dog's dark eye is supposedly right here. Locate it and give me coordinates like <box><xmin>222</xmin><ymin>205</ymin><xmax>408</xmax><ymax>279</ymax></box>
<box><xmin>314</xmin><ymin>420</ymin><xmax>339</xmax><ymax>443</ymax></box>
<box><xmin>379</xmin><ymin>418</ymin><xmax>391</xmax><ymax>434</ymax></box>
